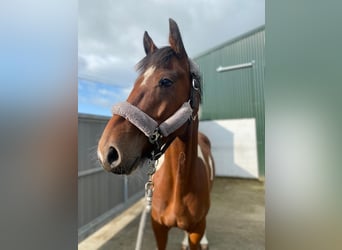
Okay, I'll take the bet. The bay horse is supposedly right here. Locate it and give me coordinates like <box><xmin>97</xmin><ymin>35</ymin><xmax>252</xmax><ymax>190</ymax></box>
<box><xmin>97</xmin><ymin>18</ymin><xmax>215</xmax><ymax>250</ymax></box>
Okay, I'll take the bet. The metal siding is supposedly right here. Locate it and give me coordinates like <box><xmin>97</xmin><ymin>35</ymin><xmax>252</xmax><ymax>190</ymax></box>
<box><xmin>78</xmin><ymin>171</ymin><xmax>125</xmax><ymax>228</ymax></box>
<box><xmin>194</xmin><ymin>26</ymin><xmax>265</xmax><ymax>176</ymax></box>
<box><xmin>78</xmin><ymin>114</ymin><xmax>144</xmax><ymax>241</ymax></box>
<box><xmin>78</xmin><ymin>115</ymin><xmax>108</xmax><ymax>172</ymax></box>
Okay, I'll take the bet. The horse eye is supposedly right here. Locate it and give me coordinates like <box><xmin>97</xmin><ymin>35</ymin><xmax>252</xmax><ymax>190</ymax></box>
<box><xmin>159</xmin><ymin>78</ymin><xmax>173</xmax><ymax>87</ymax></box>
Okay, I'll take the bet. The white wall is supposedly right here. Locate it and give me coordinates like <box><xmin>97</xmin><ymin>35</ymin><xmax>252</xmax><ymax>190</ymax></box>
<box><xmin>199</xmin><ymin>119</ymin><xmax>259</xmax><ymax>178</ymax></box>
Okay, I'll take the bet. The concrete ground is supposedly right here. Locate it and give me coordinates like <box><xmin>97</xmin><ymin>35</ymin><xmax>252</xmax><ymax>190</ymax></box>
<box><xmin>82</xmin><ymin>178</ymin><xmax>264</xmax><ymax>250</ymax></box>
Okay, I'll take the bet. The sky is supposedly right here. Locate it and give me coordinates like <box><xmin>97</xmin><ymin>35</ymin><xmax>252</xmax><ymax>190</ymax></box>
<box><xmin>78</xmin><ymin>0</ymin><xmax>265</xmax><ymax>116</ymax></box>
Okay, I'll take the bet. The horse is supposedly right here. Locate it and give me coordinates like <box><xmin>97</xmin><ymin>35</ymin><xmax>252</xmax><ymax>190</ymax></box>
<box><xmin>97</xmin><ymin>18</ymin><xmax>215</xmax><ymax>250</ymax></box>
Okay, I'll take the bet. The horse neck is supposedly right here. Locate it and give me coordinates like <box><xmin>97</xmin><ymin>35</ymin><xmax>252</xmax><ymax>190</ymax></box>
<box><xmin>163</xmin><ymin>118</ymin><xmax>199</xmax><ymax>192</ymax></box>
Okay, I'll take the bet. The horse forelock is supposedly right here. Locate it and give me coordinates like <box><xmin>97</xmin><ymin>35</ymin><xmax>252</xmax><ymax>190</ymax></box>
<box><xmin>135</xmin><ymin>47</ymin><xmax>176</xmax><ymax>74</ymax></box>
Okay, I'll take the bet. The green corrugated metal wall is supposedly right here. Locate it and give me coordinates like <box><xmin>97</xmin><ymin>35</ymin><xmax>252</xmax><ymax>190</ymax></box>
<box><xmin>194</xmin><ymin>26</ymin><xmax>265</xmax><ymax>176</ymax></box>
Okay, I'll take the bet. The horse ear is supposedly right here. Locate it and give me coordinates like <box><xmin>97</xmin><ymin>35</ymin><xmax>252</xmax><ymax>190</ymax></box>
<box><xmin>143</xmin><ymin>31</ymin><xmax>157</xmax><ymax>55</ymax></box>
<box><xmin>168</xmin><ymin>18</ymin><xmax>187</xmax><ymax>57</ymax></box>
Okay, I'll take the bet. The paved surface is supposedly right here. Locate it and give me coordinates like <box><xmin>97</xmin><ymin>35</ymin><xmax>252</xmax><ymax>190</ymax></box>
<box><xmin>82</xmin><ymin>178</ymin><xmax>265</xmax><ymax>250</ymax></box>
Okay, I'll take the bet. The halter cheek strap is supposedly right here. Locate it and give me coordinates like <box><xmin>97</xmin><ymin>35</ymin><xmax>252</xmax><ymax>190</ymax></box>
<box><xmin>159</xmin><ymin>102</ymin><xmax>193</xmax><ymax>137</ymax></box>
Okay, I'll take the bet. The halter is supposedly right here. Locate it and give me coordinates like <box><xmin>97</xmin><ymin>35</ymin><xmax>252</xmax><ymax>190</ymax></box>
<box><xmin>112</xmin><ymin>100</ymin><xmax>192</xmax><ymax>159</ymax></box>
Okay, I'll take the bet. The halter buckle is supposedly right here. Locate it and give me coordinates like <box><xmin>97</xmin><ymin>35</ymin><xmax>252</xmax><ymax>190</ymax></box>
<box><xmin>149</xmin><ymin>128</ymin><xmax>162</xmax><ymax>144</ymax></box>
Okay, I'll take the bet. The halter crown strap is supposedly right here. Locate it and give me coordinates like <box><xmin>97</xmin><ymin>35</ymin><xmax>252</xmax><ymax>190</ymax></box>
<box><xmin>112</xmin><ymin>101</ymin><xmax>193</xmax><ymax>139</ymax></box>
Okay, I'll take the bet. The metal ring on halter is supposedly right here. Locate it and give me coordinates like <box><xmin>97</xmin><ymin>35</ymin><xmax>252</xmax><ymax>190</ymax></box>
<box><xmin>192</xmin><ymin>78</ymin><xmax>200</xmax><ymax>91</ymax></box>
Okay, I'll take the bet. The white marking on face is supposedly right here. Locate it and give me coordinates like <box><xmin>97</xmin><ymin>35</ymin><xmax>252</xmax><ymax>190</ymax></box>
<box><xmin>141</xmin><ymin>66</ymin><xmax>156</xmax><ymax>86</ymax></box>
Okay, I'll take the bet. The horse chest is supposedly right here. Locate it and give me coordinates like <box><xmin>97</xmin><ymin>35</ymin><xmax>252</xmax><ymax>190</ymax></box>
<box><xmin>151</xmin><ymin>146</ymin><xmax>211</xmax><ymax>229</ymax></box>
<box><xmin>152</xmin><ymin>191</ymin><xmax>207</xmax><ymax>229</ymax></box>
<box><xmin>153</xmin><ymin>206</ymin><xmax>195</xmax><ymax>229</ymax></box>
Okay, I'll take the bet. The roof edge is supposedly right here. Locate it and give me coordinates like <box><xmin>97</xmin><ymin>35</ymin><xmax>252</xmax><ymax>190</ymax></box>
<box><xmin>193</xmin><ymin>25</ymin><xmax>265</xmax><ymax>60</ymax></box>
<box><xmin>78</xmin><ymin>113</ymin><xmax>111</xmax><ymax>120</ymax></box>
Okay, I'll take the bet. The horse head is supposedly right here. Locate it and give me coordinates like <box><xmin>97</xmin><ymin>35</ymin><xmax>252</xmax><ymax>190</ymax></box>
<box><xmin>97</xmin><ymin>18</ymin><xmax>200</xmax><ymax>174</ymax></box>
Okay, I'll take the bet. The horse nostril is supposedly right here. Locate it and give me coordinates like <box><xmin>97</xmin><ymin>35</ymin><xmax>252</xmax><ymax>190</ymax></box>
<box><xmin>107</xmin><ymin>146</ymin><xmax>119</xmax><ymax>165</ymax></box>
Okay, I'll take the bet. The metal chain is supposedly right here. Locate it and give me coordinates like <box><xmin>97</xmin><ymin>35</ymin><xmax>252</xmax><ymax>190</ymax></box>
<box><xmin>145</xmin><ymin>158</ymin><xmax>156</xmax><ymax>207</ymax></box>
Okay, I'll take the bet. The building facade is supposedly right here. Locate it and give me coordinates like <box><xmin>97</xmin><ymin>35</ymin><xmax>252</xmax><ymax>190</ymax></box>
<box><xmin>194</xmin><ymin>26</ymin><xmax>265</xmax><ymax>176</ymax></box>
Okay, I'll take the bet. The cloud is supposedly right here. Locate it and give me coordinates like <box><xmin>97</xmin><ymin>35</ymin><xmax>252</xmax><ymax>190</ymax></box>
<box><xmin>89</xmin><ymin>96</ymin><xmax>112</xmax><ymax>108</ymax></box>
<box><xmin>97</xmin><ymin>88</ymin><xmax>115</xmax><ymax>96</ymax></box>
<box><xmin>78</xmin><ymin>0</ymin><xmax>265</xmax><ymax>87</ymax></box>
<box><xmin>78</xmin><ymin>78</ymin><xmax>132</xmax><ymax>115</ymax></box>
<box><xmin>82</xmin><ymin>54</ymin><xmax>121</xmax><ymax>71</ymax></box>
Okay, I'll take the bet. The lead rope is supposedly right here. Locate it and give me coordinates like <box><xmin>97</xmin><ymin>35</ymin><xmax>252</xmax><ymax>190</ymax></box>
<box><xmin>135</xmin><ymin>154</ymin><xmax>156</xmax><ymax>250</ymax></box>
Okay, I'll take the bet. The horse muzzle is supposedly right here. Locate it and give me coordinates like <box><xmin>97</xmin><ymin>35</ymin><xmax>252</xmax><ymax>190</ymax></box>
<box><xmin>97</xmin><ymin>143</ymin><xmax>144</xmax><ymax>175</ymax></box>
<box><xmin>97</xmin><ymin>116</ymin><xmax>148</xmax><ymax>175</ymax></box>
<box><xmin>97</xmin><ymin>100</ymin><xmax>194</xmax><ymax>175</ymax></box>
